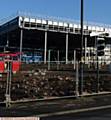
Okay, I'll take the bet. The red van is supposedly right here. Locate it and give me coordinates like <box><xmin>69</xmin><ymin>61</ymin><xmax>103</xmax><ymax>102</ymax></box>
<box><xmin>0</xmin><ymin>52</ymin><xmax>21</xmax><ymax>73</ymax></box>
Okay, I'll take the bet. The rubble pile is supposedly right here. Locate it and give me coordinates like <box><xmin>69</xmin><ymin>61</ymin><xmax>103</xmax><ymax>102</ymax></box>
<box><xmin>0</xmin><ymin>63</ymin><xmax>111</xmax><ymax>102</ymax></box>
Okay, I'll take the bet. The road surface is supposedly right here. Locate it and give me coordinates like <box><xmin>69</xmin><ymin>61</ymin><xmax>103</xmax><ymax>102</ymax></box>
<box><xmin>42</xmin><ymin>108</ymin><xmax>111</xmax><ymax>120</ymax></box>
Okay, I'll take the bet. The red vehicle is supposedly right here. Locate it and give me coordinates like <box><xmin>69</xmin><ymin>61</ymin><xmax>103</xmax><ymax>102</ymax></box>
<box><xmin>0</xmin><ymin>52</ymin><xmax>21</xmax><ymax>73</ymax></box>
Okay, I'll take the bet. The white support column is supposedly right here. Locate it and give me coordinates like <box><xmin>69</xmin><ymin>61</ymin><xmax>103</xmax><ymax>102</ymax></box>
<box><xmin>66</xmin><ymin>33</ymin><xmax>68</xmax><ymax>64</ymax></box>
<box><xmin>57</xmin><ymin>50</ymin><xmax>60</xmax><ymax>62</ymax></box>
<box><xmin>20</xmin><ymin>29</ymin><xmax>23</xmax><ymax>61</ymax></box>
<box><xmin>48</xmin><ymin>49</ymin><xmax>51</xmax><ymax>70</ymax></box>
<box><xmin>95</xmin><ymin>36</ymin><xmax>97</xmax><ymax>67</ymax></box>
<box><xmin>20</xmin><ymin>18</ymin><xmax>24</xmax><ymax>62</ymax></box>
<box><xmin>85</xmin><ymin>36</ymin><xmax>87</xmax><ymax>64</ymax></box>
<box><xmin>57</xmin><ymin>50</ymin><xmax>60</xmax><ymax>70</ymax></box>
<box><xmin>44</xmin><ymin>31</ymin><xmax>47</xmax><ymax>64</ymax></box>
<box><xmin>74</xmin><ymin>50</ymin><xmax>76</xmax><ymax>70</ymax></box>
<box><xmin>88</xmin><ymin>48</ymin><xmax>90</xmax><ymax>68</ymax></box>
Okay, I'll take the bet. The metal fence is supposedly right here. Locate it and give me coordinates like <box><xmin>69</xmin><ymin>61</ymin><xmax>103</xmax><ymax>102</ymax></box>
<box><xmin>0</xmin><ymin>60</ymin><xmax>111</xmax><ymax>107</ymax></box>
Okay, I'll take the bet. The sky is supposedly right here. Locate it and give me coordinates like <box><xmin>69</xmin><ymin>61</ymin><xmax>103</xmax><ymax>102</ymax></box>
<box><xmin>0</xmin><ymin>0</ymin><xmax>111</xmax><ymax>25</ymax></box>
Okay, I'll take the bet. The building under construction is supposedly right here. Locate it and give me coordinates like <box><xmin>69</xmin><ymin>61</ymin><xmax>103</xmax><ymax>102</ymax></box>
<box><xmin>0</xmin><ymin>14</ymin><xmax>111</xmax><ymax>64</ymax></box>
<box><xmin>0</xmin><ymin>14</ymin><xmax>111</xmax><ymax>103</ymax></box>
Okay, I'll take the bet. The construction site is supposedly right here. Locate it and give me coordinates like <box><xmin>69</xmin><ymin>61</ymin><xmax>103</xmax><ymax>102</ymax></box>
<box><xmin>0</xmin><ymin>13</ymin><xmax>111</xmax><ymax>108</ymax></box>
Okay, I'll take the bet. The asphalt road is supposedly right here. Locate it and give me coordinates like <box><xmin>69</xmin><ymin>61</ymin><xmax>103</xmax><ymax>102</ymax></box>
<box><xmin>41</xmin><ymin>108</ymin><xmax>111</xmax><ymax>120</ymax></box>
<box><xmin>1</xmin><ymin>94</ymin><xmax>111</xmax><ymax>117</ymax></box>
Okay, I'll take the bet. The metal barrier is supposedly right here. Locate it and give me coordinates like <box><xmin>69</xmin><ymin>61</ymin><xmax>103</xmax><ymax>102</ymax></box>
<box><xmin>0</xmin><ymin>60</ymin><xmax>111</xmax><ymax>107</ymax></box>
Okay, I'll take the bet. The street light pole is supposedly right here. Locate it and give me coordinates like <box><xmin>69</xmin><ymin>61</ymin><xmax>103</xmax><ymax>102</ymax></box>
<box><xmin>79</xmin><ymin>0</ymin><xmax>84</xmax><ymax>95</ymax></box>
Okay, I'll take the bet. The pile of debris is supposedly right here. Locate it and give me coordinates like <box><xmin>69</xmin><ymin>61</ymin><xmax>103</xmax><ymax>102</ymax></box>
<box><xmin>11</xmin><ymin>69</ymin><xmax>75</xmax><ymax>101</ymax></box>
<box><xmin>0</xmin><ymin>63</ymin><xmax>111</xmax><ymax>102</ymax></box>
